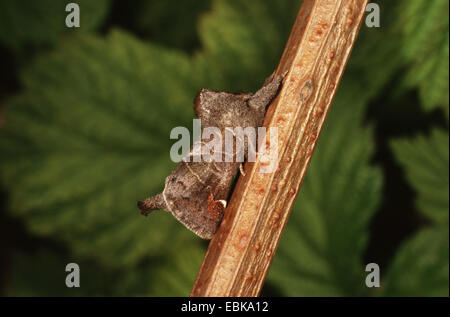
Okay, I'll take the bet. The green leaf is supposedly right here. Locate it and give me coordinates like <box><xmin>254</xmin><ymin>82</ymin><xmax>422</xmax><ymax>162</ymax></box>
<box><xmin>134</xmin><ymin>0</ymin><xmax>212</xmax><ymax>51</ymax></box>
<box><xmin>3</xmin><ymin>0</ymin><xmax>445</xmax><ymax>297</ymax></box>
<box><xmin>3</xmin><ymin>249</ymin><xmax>112</xmax><ymax>296</ymax></box>
<box><xmin>4</xmin><ymin>239</ymin><xmax>205</xmax><ymax>296</ymax></box>
<box><xmin>0</xmin><ymin>0</ymin><xmax>110</xmax><ymax>51</ymax></box>
<box><xmin>349</xmin><ymin>0</ymin><xmax>449</xmax><ymax>119</ymax></box>
<box><xmin>267</xmin><ymin>80</ymin><xmax>383</xmax><ymax>296</ymax></box>
<box><xmin>0</xmin><ymin>0</ymin><xmax>302</xmax><ymax>271</ymax></box>
<box><xmin>379</xmin><ymin>226</ymin><xmax>449</xmax><ymax>297</ymax></box>
<box><xmin>0</xmin><ymin>30</ymin><xmax>205</xmax><ymax>268</ymax></box>
<box><xmin>396</xmin><ymin>0</ymin><xmax>449</xmax><ymax>117</ymax></box>
<box><xmin>391</xmin><ymin>129</ymin><xmax>449</xmax><ymax>225</ymax></box>
<box><xmin>347</xmin><ymin>1</ymin><xmax>406</xmax><ymax>100</ymax></box>
<box><xmin>119</xmin><ymin>240</ymin><xmax>205</xmax><ymax>296</ymax></box>
<box><xmin>197</xmin><ymin>0</ymin><xmax>300</xmax><ymax>91</ymax></box>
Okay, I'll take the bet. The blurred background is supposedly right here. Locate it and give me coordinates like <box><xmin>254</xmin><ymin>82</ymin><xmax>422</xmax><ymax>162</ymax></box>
<box><xmin>0</xmin><ymin>0</ymin><xmax>448</xmax><ymax>296</ymax></box>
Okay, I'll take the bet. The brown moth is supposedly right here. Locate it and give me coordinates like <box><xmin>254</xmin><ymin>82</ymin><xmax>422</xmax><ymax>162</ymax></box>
<box><xmin>138</xmin><ymin>74</ymin><xmax>284</xmax><ymax>239</ymax></box>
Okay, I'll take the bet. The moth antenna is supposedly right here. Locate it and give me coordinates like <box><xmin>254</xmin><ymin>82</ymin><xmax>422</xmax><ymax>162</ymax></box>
<box><xmin>137</xmin><ymin>193</ymin><xmax>167</xmax><ymax>216</ymax></box>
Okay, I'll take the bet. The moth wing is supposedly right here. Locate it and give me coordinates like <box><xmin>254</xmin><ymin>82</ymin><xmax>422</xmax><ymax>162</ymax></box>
<box><xmin>164</xmin><ymin>161</ymin><xmax>236</xmax><ymax>239</ymax></box>
<box><xmin>194</xmin><ymin>89</ymin><xmax>249</xmax><ymax>121</ymax></box>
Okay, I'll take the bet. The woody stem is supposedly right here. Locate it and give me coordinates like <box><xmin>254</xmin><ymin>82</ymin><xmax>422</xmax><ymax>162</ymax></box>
<box><xmin>190</xmin><ymin>0</ymin><xmax>369</xmax><ymax>297</ymax></box>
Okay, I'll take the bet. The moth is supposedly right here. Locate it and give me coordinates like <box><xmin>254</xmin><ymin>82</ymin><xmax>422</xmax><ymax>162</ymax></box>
<box><xmin>138</xmin><ymin>74</ymin><xmax>284</xmax><ymax>239</ymax></box>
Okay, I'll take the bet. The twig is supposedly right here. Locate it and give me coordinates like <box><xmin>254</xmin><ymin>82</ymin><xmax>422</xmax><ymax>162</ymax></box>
<box><xmin>191</xmin><ymin>0</ymin><xmax>369</xmax><ymax>297</ymax></box>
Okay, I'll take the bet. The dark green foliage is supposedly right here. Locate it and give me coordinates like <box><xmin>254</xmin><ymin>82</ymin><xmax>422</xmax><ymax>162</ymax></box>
<box><xmin>396</xmin><ymin>0</ymin><xmax>449</xmax><ymax>117</ymax></box>
<box><xmin>0</xmin><ymin>0</ymin><xmax>110</xmax><ymax>51</ymax></box>
<box><xmin>4</xmin><ymin>249</ymin><xmax>113</xmax><ymax>296</ymax></box>
<box><xmin>379</xmin><ymin>226</ymin><xmax>449</xmax><ymax>297</ymax></box>
<box><xmin>392</xmin><ymin>129</ymin><xmax>449</xmax><ymax>225</ymax></box>
<box><xmin>0</xmin><ymin>0</ymin><xmax>448</xmax><ymax>296</ymax></box>
<box><xmin>0</xmin><ymin>31</ymin><xmax>203</xmax><ymax>268</ymax></box>
<box><xmin>268</xmin><ymin>81</ymin><xmax>382</xmax><ymax>296</ymax></box>
<box><xmin>133</xmin><ymin>0</ymin><xmax>212</xmax><ymax>51</ymax></box>
<box><xmin>196</xmin><ymin>0</ymin><xmax>300</xmax><ymax>91</ymax></box>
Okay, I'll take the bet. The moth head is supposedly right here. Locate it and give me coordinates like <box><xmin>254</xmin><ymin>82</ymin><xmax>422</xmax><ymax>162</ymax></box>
<box><xmin>194</xmin><ymin>89</ymin><xmax>253</xmax><ymax>127</ymax></box>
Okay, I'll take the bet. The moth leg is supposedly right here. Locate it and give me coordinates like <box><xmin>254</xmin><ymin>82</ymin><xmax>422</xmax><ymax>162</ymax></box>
<box><xmin>224</xmin><ymin>127</ymin><xmax>245</xmax><ymax>162</ymax></box>
<box><xmin>217</xmin><ymin>199</ymin><xmax>227</xmax><ymax>209</ymax></box>
<box><xmin>137</xmin><ymin>193</ymin><xmax>168</xmax><ymax>216</ymax></box>
<box><xmin>239</xmin><ymin>164</ymin><xmax>246</xmax><ymax>176</ymax></box>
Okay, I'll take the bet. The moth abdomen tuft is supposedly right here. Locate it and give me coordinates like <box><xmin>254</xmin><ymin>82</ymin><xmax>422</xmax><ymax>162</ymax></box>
<box><xmin>137</xmin><ymin>193</ymin><xmax>167</xmax><ymax>216</ymax></box>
